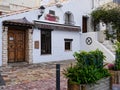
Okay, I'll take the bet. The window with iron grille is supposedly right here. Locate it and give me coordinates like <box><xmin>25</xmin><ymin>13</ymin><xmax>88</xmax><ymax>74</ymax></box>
<box><xmin>64</xmin><ymin>11</ymin><xmax>74</xmax><ymax>25</ymax></box>
<box><xmin>41</xmin><ymin>29</ymin><xmax>52</xmax><ymax>54</ymax></box>
<box><xmin>64</xmin><ymin>39</ymin><xmax>73</xmax><ymax>51</ymax></box>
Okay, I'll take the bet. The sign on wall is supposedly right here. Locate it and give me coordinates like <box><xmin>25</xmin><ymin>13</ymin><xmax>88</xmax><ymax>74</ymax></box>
<box><xmin>34</xmin><ymin>41</ymin><xmax>39</xmax><ymax>49</ymax></box>
<box><xmin>45</xmin><ymin>14</ymin><xmax>59</xmax><ymax>22</ymax></box>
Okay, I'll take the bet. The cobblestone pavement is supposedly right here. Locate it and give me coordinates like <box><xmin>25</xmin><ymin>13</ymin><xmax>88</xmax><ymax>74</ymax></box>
<box><xmin>0</xmin><ymin>60</ymin><xmax>75</xmax><ymax>90</ymax></box>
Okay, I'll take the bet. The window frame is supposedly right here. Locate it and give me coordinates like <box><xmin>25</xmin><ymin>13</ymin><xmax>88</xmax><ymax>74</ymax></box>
<box><xmin>49</xmin><ymin>10</ymin><xmax>55</xmax><ymax>15</ymax></box>
<box><xmin>64</xmin><ymin>39</ymin><xmax>73</xmax><ymax>51</ymax></box>
<box><xmin>64</xmin><ymin>11</ymin><xmax>74</xmax><ymax>25</ymax></box>
<box><xmin>41</xmin><ymin>29</ymin><xmax>52</xmax><ymax>55</ymax></box>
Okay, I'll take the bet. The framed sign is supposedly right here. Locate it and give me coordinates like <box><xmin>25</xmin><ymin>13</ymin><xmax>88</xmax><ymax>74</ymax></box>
<box><xmin>45</xmin><ymin>14</ymin><xmax>59</xmax><ymax>22</ymax></box>
<box><xmin>9</xmin><ymin>37</ymin><xmax>14</xmax><ymax>40</ymax></box>
<box><xmin>34</xmin><ymin>41</ymin><xmax>39</xmax><ymax>49</ymax></box>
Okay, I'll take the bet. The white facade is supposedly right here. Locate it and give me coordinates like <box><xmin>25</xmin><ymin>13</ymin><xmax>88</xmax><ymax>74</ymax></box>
<box><xmin>33</xmin><ymin>29</ymin><xmax>80</xmax><ymax>63</ymax></box>
<box><xmin>0</xmin><ymin>0</ymin><xmax>114</xmax><ymax>66</ymax></box>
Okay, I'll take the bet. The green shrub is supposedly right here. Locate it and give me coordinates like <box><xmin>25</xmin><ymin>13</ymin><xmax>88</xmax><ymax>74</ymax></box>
<box><xmin>63</xmin><ymin>49</ymin><xmax>110</xmax><ymax>84</ymax></box>
<box><xmin>114</xmin><ymin>41</ymin><xmax>120</xmax><ymax>70</ymax></box>
<box><xmin>64</xmin><ymin>65</ymin><xmax>110</xmax><ymax>84</ymax></box>
<box><xmin>73</xmin><ymin>49</ymin><xmax>105</xmax><ymax>68</ymax></box>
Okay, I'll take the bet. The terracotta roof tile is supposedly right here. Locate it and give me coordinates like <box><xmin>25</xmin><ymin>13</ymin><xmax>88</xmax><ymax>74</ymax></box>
<box><xmin>4</xmin><ymin>17</ymin><xmax>32</xmax><ymax>24</ymax></box>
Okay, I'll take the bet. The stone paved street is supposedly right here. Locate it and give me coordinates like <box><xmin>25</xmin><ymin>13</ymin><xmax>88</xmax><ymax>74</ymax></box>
<box><xmin>1</xmin><ymin>60</ymin><xmax>120</xmax><ymax>90</ymax></box>
<box><xmin>0</xmin><ymin>60</ymin><xmax>75</xmax><ymax>90</ymax></box>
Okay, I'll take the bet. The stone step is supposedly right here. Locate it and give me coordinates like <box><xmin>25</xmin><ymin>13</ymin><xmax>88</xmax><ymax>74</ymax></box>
<box><xmin>1</xmin><ymin>73</ymin><xmax>8</xmax><ymax>77</ymax></box>
<box><xmin>102</xmin><ymin>40</ymin><xmax>116</xmax><ymax>55</ymax></box>
<box><xmin>103</xmin><ymin>40</ymin><xmax>113</xmax><ymax>45</ymax></box>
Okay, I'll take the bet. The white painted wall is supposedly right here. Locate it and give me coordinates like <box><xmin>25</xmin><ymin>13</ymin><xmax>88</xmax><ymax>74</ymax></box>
<box><xmin>0</xmin><ymin>0</ymin><xmax>113</xmax><ymax>66</ymax></box>
<box><xmin>80</xmin><ymin>32</ymin><xmax>115</xmax><ymax>63</ymax></box>
<box><xmin>33</xmin><ymin>29</ymin><xmax>80</xmax><ymax>63</ymax></box>
<box><xmin>0</xmin><ymin>0</ymin><xmax>82</xmax><ymax>65</ymax></box>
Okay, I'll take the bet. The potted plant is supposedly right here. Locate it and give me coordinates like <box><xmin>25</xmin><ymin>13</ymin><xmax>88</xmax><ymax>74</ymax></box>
<box><xmin>63</xmin><ymin>49</ymin><xmax>111</xmax><ymax>90</ymax></box>
<box><xmin>108</xmin><ymin>41</ymin><xmax>120</xmax><ymax>84</ymax></box>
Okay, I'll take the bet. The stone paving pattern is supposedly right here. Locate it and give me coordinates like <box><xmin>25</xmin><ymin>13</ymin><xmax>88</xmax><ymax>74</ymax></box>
<box><xmin>0</xmin><ymin>60</ymin><xmax>120</xmax><ymax>90</ymax></box>
<box><xmin>0</xmin><ymin>60</ymin><xmax>75</xmax><ymax>90</ymax></box>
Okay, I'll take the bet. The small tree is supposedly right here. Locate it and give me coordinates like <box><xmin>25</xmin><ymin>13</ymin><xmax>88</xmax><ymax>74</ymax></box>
<box><xmin>114</xmin><ymin>41</ymin><xmax>120</xmax><ymax>70</ymax></box>
<box><xmin>91</xmin><ymin>7</ymin><xmax>120</xmax><ymax>41</ymax></box>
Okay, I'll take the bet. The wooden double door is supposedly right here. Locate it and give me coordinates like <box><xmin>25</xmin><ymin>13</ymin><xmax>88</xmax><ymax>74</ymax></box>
<box><xmin>8</xmin><ymin>29</ymin><xmax>26</xmax><ymax>63</ymax></box>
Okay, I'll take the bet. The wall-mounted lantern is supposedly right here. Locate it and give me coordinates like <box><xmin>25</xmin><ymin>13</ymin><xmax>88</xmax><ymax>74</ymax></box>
<box><xmin>38</xmin><ymin>6</ymin><xmax>45</xmax><ymax>19</ymax></box>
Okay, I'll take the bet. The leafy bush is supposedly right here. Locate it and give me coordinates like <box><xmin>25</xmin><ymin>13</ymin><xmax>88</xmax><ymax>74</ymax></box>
<box><xmin>91</xmin><ymin>8</ymin><xmax>120</xmax><ymax>41</ymax></box>
<box><xmin>73</xmin><ymin>49</ymin><xmax>105</xmax><ymax>68</ymax></box>
<box><xmin>63</xmin><ymin>49</ymin><xmax>110</xmax><ymax>84</ymax></box>
<box><xmin>114</xmin><ymin>41</ymin><xmax>120</xmax><ymax>70</ymax></box>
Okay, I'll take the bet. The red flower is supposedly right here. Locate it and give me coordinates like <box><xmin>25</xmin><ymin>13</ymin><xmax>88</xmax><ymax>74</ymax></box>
<box><xmin>107</xmin><ymin>63</ymin><xmax>114</xmax><ymax>70</ymax></box>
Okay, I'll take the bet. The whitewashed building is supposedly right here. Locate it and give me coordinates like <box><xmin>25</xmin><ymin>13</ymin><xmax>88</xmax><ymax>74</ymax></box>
<box><xmin>0</xmin><ymin>0</ymin><xmax>114</xmax><ymax>66</ymax></box>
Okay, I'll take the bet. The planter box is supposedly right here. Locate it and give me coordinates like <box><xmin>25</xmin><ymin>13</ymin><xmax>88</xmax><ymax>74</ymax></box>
<box><xmin>109</xmin><ymin>70</ymin><xmax>120</xmax><ymax>84</ymax></box>
<box><xmin>68</xmin><ymin>77</ymin><xmax>111</xmax><ymax>90</ymax></box>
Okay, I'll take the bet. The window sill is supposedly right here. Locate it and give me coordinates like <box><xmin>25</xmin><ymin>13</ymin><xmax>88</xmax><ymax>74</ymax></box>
<box><xmin>41</xmin><ymin>54</ymin><xmax>52</xmax><ymax>56</ymax></box>
<box><xmin>65</xmin><ymin>50</ymin><xmax>72</xmax><ymax>52</ymax></box>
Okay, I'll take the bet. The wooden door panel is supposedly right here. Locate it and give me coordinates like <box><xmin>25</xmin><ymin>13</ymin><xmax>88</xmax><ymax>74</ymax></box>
<box><xmin>17</xmin><ymin>52</ymin><xmax>24</xmax><ymax>61</ymax></box>
<box><xmin>8</xmin><ymin>29</ymin><xmax>25</xmax><ymax>63</ymax></box>
<box><xmin>8</xmin><ymin>32</ymin><xmax>16</xmax><ymax>63</ymax></box>
<box><xmin>16</xmin><ymin>44</ymin><xmax>25</xmax><ymax>61</ymax></box>
<box><xmin>16</xmin><ymin>31</ymin><xmax>25</xmax><ymax>62</ymax></box>
<box><xmin>8</xmin><ymin>52</ymin><xmax>15</xmax><ymax>62</ymax></box>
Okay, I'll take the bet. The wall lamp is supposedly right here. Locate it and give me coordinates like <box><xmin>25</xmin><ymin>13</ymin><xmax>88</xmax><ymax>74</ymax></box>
<box><xmin>38</xmin><ymin>6</ymin><xmax>45</xmax><ymax>19</ymax></box>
